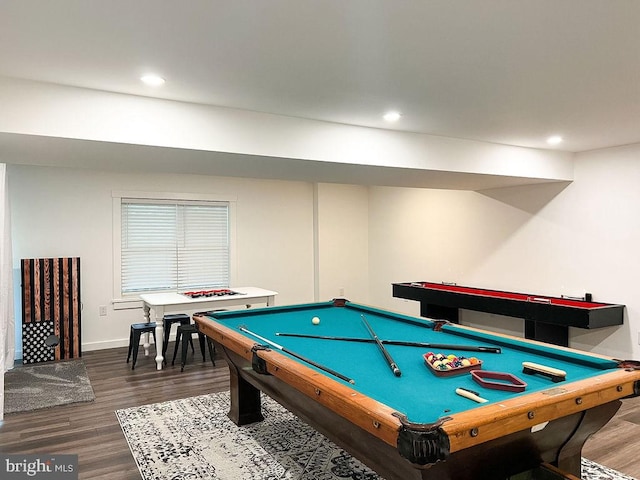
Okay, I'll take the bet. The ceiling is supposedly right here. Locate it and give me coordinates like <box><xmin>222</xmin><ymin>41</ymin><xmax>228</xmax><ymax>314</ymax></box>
<box><xmin>1</xmin><ymin>0</ymin><xmax>639</xmax><ymax>155</ymax></box>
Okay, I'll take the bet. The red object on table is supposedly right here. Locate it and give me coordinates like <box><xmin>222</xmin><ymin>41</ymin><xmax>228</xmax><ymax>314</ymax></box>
<box><xmin>471</xmin><ymin>370</ymin><xmax>527</xmax><ymax>392</ymax></box>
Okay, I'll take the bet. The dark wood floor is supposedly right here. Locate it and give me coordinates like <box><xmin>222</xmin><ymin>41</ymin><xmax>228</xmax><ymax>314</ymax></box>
<box><xmin>1</xmin><ymin>346</ymin><xmax>639</xmax><ymax>479</ymax></box>
<box><xmin>0</xmin><ymin>346</ymin><xmax>229</xmax><ymax>479</ymax></box>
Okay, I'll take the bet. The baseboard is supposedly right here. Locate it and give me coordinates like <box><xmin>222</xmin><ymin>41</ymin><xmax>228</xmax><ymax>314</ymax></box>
<box><xmin>82</xmin><ymin>339</ymin><xmax>133</xmax><ymax>351</ymax></box>
<box><xmin>82</xmin><ymin>332</ymin><xmax>180</xmax><ymax>352</ymax></box>
<box><xmin>14</xmin><ymin>332</ymin><xmax>180</xmax><ymax>355</ymax></box>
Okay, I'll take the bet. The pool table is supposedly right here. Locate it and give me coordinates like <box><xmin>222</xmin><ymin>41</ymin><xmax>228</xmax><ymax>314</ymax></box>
<box><xmin>193</xmin><ymin>299</ymin><xmax>640</xmax><ymax>480</ymax></box>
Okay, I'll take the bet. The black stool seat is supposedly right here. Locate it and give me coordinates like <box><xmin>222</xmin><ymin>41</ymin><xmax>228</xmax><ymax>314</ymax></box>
<box><xmin>126</xmin><ymin>322</ymin><xmax>157</xmax><ymax>370</ymax></box>
<box><xmin>162</xmin><ymin>314</ymin><xmax>193</xmax><ymax>364</ymax></box>
<box><xmin>172</xmin><ymin>323</ymin><xmax>216</xmax><ymax>371</ymax></box>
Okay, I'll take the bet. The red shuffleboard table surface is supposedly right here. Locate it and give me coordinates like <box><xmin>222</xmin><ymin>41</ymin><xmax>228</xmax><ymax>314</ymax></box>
<box><xmin>392</xmin><ymin>282</ymin><xmax>625</xmax><ymax>346</ymax></box>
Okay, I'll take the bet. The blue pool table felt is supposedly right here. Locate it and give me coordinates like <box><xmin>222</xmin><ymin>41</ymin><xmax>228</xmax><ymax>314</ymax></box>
<box><xmin>206</xmin><ymin>302</ymin><xmax>618</xmax><ymax>425</ymax></box>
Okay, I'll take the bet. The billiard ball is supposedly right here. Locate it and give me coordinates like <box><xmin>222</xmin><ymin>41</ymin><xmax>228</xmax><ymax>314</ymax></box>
<box><xmin>312</xmin><ymin>316</ymin><xmax>320</xmax><ymax>325</ymax></box>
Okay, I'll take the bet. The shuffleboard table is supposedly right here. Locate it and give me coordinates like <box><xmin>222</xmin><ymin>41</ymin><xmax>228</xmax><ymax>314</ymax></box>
<box><xmin>393</xmin><ymin>281</ymin><xmax>625</xmax><ymax>346</ymax></box>
<box><xmin>193</xmin><ymin>299</ymin><xmax>640</xmax><ymax>480</ymax></box>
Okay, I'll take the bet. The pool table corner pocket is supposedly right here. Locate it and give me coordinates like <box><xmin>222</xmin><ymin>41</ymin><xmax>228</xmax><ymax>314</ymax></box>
<box><xmin>251</xmin><ymin>344</ymin><xmax>271</xmax><ymax>374</ymax></box>
<box><xmin>394</xmin><ymin>412</ymin><xmax>452</xmax><ymax>466</ymax></box>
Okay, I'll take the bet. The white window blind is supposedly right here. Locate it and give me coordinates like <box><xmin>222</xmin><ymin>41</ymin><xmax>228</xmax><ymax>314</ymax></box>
<box><xmin>121</xmin><ymin>200</ymin><xmax>230</xmax><ymax>294</ymax></box>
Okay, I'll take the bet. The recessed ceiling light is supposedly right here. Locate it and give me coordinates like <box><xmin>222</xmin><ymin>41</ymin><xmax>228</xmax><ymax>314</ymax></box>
<box><xmin>546</xmin><ymin>135</ymin><xmax>563</xmax><ymax>145</ymax></box>
<box><xmin>383</xmin><ymin>111</ymin><xmax>402</xmax><ymax>122</ymax></box>
<box><xmin>140</xmin><ymin>74</ymin><xmax>165</xmax><ymax>86</ymax></box>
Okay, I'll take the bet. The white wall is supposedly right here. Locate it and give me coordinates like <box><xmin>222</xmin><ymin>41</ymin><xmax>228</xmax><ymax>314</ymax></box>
<box><xmin>369</xmin><ymin>144</ymin><xmax>640</xmax><ymax>359</ymax></box>
<box><xmin>8</xmin><ymin>143</ymin><xmax>640</xmax><ymax>360</ymax></box>
<box><xmin>315</xmin><ymin>183</ymin><xmax>369</xmax><ymax>303</ymax></box>
<box><xmin>8</xmin><ymin>165</ymin><xmax>323</xmax><ymax>351</ymax></box>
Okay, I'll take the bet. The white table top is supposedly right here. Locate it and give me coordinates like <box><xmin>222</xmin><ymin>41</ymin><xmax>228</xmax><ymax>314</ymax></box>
<box><xmin>140</xmin><ymin>286</ymin><xmax>278</xmax><ymax>307</ymax></box>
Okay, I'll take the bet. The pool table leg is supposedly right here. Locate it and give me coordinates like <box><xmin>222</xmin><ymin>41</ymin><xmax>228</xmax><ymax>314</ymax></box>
<box><xmin>555</xmin><ymin>400</ymin><xmax>621</xmax><ymax>476</ymax></box>
<box><xmin>224</xmin><ymin>347</ymin><xmax>264</xmax><ymax>425</ymax></box>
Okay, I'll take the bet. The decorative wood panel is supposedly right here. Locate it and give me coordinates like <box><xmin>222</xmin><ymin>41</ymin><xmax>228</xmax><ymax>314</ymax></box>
<box><xmin>21</xmin><ymin>257</ymin><xmax>81</xmax><ymax>363</ymax></box>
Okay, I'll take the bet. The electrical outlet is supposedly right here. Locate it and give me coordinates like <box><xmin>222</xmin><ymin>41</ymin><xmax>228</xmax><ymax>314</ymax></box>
<box><xmin>339</xmin><ymin>287</ymin><xmax>344</xmax><ymax>297</ymax></box>
<box><xmin>99</xmin><ymin>305</ymin><xmax>107</xmax><ymax>316</ymax></box>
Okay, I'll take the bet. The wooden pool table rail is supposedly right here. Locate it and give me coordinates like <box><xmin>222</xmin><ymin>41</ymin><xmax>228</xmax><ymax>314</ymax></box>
<box><xmin>439</xmin><ymin>366</ymin><xmax>639</xmax><ymax>452</ymax></box>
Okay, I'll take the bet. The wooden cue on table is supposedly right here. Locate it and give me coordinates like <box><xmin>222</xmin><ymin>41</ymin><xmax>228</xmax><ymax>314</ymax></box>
<box><xmin>275</xmin><ymin>332</ymin><xmax>501</xmax><ymax>353</ymax></box>
<box><xmin>360</xmin><ymin>314</ymin><xmax>402</xmax><ymax>377</ymax></box>
<box><xmin>238</xmin><ymin>325</ymin><xmax>355</xmax><ymax>384</ymax></box>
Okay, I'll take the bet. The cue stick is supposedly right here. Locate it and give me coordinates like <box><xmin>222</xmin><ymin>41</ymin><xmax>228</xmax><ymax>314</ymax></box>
<box><xmin>275</xmin><ymin>332</ymin><xmax>502</xmax><ymax>353</ymax></box>
<box><xmin>238</xmin><ymin>326</ymin><xmax>355</xmax><ymax>384</ymax></box>
<box><xmin>360</xmin><ymin>314</ymin><xmax>402</xmax><ymax>377</ymax></box>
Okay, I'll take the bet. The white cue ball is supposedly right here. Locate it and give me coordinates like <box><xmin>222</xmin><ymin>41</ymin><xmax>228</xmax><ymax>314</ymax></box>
<box><xmin>312</xmin><ymin>316</ymin><xmax>320</xmax><ymax>325</ymax></box>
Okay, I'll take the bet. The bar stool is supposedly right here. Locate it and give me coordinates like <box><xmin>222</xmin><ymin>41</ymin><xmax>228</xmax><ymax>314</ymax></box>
<box><xmin>127</xmin><ymin>322</ymin><xmax>157</xmax><ymax>370</ymax></box>
<box><xmin>162</xmin><ymin>314</ymin><xmax>193</xmax><ymax>364</ymax></box>
<box><xmin>171</xmin><ymin>323</ymin><xmax>216</xmax><ymax>371</ymax></box>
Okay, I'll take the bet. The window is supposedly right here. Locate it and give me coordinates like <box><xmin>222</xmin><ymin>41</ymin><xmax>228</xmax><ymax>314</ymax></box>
<box><xmin>119</xmin><ymin>199</ymin><xmax>230</xmax><ymax>294</ymax></box>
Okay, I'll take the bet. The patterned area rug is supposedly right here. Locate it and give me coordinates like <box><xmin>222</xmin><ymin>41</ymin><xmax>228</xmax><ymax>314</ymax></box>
<box><xmin>116</xmin><ymin>392</ymin><xmax>636</xmax><ymax>480</ymax></box>
<box><xmin>3</xmin><ymin>359</ymin><xmax>95</xmax><ymax>414</ymax></box>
